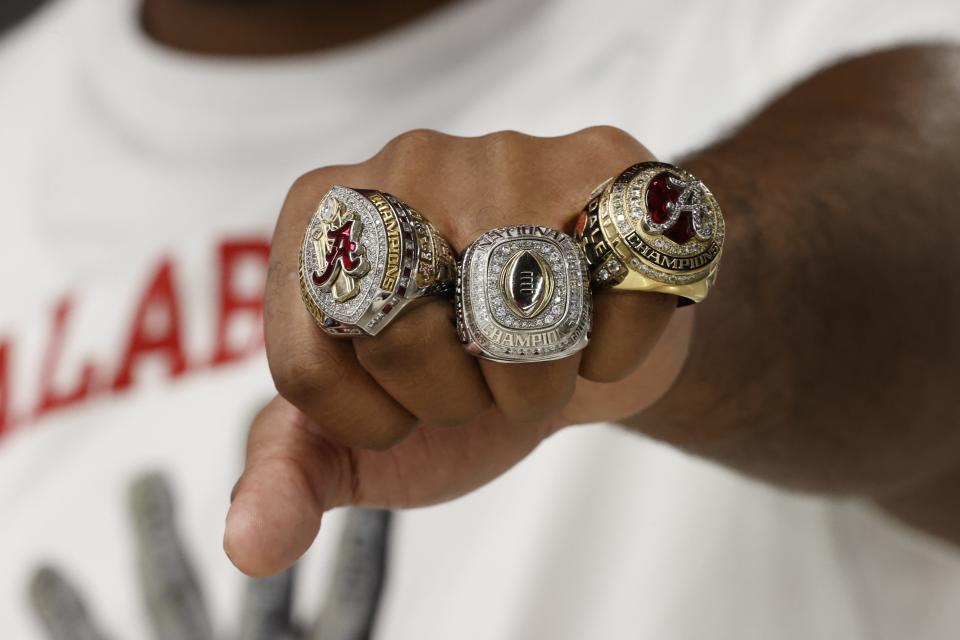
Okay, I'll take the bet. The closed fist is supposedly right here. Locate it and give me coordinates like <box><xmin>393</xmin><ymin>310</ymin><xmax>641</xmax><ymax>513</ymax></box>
<box><xmin>225</xmin><ymin>127</ymin><xmax>693</xmax><ymax>576</ymax></box>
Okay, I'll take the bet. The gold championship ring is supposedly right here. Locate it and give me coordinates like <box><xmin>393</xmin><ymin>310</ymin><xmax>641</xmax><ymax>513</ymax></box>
<box><xmin>574</xmin><ymin>161</ymin><xmax>724</xmax><ymax>304</ymax></box>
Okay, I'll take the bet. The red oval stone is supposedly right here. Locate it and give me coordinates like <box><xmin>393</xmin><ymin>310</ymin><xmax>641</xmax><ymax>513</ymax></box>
<box><xmin>646</xmin><ymin>172</ymin><xmax>694</xmax><ymax>244</ymax></box>
<box><xmin>666</xmin><ymin>213</ymin><xmax>695</xmax><ymax>245</ymax></box>
<box><xmin>646</xmin><ymin>173</ymin><xmax>679</xmax><ymax>225</ymax></box>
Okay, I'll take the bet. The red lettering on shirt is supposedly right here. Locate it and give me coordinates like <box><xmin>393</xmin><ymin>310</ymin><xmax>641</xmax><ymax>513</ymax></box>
<box><xmin>211</xmin><ymin>239</ymin><xmax>270</xmax><ymax>367</ymax></box>
<box><xmin>0</xmin><ymin>341</ymin><xmax>11</xmax><ymax>438</ymax></box>
<box><xmin>34</xmin><ymin>297</ymin><xmax>98</xmax><ymax>418</ymax></box>
<box><xmin>0</xmin><ymin>235</ymin><xmax>275</xmax><ymax>440</ymax></box>
<box><xmin>112</xmin><ymin>259</ymin><xmax>188</xmax><ymax>391</ymax></box>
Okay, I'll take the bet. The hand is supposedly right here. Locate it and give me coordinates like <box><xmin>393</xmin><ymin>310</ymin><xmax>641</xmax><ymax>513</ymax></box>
<box><xmin>30</xmin><ymin>472</ymin><xmax>392</xmax><ymax>640</ymax></box>
<box><xmin>225</xmin><ymin>128</ymin><xmax>694</xmax><ymax>576</ymax></box>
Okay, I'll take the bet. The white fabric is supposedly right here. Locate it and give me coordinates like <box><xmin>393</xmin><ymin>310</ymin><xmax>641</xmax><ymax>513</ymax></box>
<box><xmin>1</xmin><ymin>0</ymin><xmax>960</xmax><ymax>637</ymax></box>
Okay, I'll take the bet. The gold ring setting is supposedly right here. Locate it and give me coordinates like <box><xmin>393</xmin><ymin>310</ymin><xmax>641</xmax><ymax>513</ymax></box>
<box><xmin>574</xmin><ymin>161</ymin><xmax>724</xmax><ymax>304</ymax></box>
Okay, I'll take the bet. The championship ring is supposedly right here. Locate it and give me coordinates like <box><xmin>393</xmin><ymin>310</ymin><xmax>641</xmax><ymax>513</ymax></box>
<box><xmin>299</xmin><ymin>186</ymin><xmax>456</xmax><ymax>336</ymax></box>
<box><xmin>457</xmin><ymin>225</ymin><xmax>592</xmax><ymax>363</ymax></box>
<box><xmin>574</xmin><ymin>161</ymin><xmax>724</xmax><ymax>304</ymax></box>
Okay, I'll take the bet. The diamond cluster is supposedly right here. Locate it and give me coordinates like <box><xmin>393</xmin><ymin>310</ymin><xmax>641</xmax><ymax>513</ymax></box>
<box><xmin>622</xmin><ymin>172</ymin><xmax>709</xmax><ymax>257</ymax></box>
<box><xmin>601</xmin><ymin>164</ymin><xmax>725</xmax><ymax>287</ymax></box>
<box><xmin>458</xmin><ymin>225</ymin><xmax>592</xmax><ymax>362</ymax></box>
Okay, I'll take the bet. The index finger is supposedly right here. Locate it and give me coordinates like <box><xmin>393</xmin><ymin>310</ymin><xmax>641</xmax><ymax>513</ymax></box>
<box><xmin>265</xmin><ymin>169</ymin><xmax>417</xmax><ymax>450</ymax></box>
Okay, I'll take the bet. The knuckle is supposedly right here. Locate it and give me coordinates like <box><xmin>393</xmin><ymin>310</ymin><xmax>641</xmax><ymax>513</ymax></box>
<box><xmin>577</xmin><ymin>125</ymin><xmax>638</xmax><ymax>149</ymax></box>
<box><xmin>286</xmin><ymin>167</ymin><xmax>334</xmax><ymax>203</ymax></box>
<box><xmin>357</xmin><ymin>422</ymin><xmax>417</xmax><ymax>451</ymax></box>
<box><xmin>433</xmin><ymin>397</ymin><xmax>491</xmax><ymax>428</ymax></box>
<box><xmin>379</xmin><ymin>128</ymin><xmax>449</xmax><ymax>157</ymax></box>
<box><xmin>579</xmin><ymin>358</ymin><xmax>633</xmax><ymax>384</ymax></box>
<box><xmin>280</xmin><ymin>170</ymin><xmax>335</xmax><ymax>226</ymax></box>
<box><xmin>494</xmin><ymin>389</ymin><xmax>544</xmax><ymax>423</ymax></box>
<box><xmin>501</xmin><ymin>401</ymin><xmax>554</xmax><ymax>425</ymax></box>
<box><xmin>495</xmin><ymin>373</ymin><xmax>576</xmax><ymax>425</ymax></box>
<box><xmin>271</xmin><ymin>354</ymin><xmax>331</xmax><ymax>407</ymax></box>
<box><xmin>354</xmin><ymin>318</ymin><xmax>431</xmax><ymax>373</ymax></box>
<box><xmin>481</xmin><ymin>129</ymin><xmax>530</xmax><ymax>142</ymax></box>
<box><xmin>479</xmin><ymin>129</ymin><xmax>534</xmax><ymax>154</ymax></box>
<box><xmin>285</xmin><ymin>165</ymin><xmax>363</xmax><ymax>206</ymax></box>
<box><xmin>352</xmin><ymin>338</ymin><xmax>394</xmax><ymax>374</ymax></box>
<box><xmin>288</xmin><ymin>167</ymin><xmax>324</xmax><ymax>194</ymax></box>
<box><xmin>429</xmin><ymin>415</ymin><xmax>466</xmax><ymax>430</ymax></box>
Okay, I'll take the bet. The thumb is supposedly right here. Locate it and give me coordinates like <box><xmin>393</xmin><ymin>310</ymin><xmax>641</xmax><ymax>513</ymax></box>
<box><xmin>224</xmin><ymin>396</ymin><xmax>354</xmax><ymax>577</ymax></box>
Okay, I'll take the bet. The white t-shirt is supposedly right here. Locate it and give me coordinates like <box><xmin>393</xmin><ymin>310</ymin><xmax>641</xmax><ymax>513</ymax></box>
<box><xmin>2</xmin><ymin>0</ymin><xmax>960</xmax><ymax>638</ymax></box>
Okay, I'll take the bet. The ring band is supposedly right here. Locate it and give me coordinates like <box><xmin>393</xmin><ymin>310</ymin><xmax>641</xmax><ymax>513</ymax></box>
<box><xmin>299</xmin><ymin>186</ymin><xmax>456</xmax><ymax>336</ymax></box>
<box><xmin>457</xmin><ymin>225</ymin><xmax>592</xmax><ymax>363</ymax></box>
<box><xmin>574</xmin><ymin>161</ymin><xmax>724</xmax><ymax>304</ymax></box>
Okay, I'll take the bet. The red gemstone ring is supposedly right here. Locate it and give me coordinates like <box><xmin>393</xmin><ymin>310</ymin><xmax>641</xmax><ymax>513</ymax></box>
<box><xmin>573</xmin><ymin>161</ymin><xmax>724</xmax><ymax>304</ymax></box>
<box><xmin>299</xmin><ymin>186</ymin><xmax>457</xmax><ymax>336</ymax></box>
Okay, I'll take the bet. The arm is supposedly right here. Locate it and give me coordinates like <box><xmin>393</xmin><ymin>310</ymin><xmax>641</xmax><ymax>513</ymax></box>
<box><xmin>632</xmin><ymin>44</ymin><xmax>960</xmax><ymax>540</ymax></box>
<box><xmin>225</xmin><ymin>45</ymin><xmax>960</xmax><ymax>577</ymax></box>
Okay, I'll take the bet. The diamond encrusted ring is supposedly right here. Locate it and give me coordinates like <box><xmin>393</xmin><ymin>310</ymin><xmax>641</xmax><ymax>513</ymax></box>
<box><xmin>574</xmin><ymin>161</ymin><xmax>724</xmax><ymax>304</ymax></box>
<box><xmin>299</xmin><ymin>186</ymin><xmax>456</xmax><ymax>336</ymax></box>
<box><xmin>456</xmin><ymin>225</ymin><xmax>592</xmax><ymax>363</ymax></box>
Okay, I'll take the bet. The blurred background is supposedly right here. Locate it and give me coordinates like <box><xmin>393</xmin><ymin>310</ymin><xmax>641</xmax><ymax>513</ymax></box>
<box><xmin>0</xmin><ymin>0</ymin><xmax>45</xmax><ymax>34</ymax></box>
<box><xmin>1</xmin><ymin>1</ymin><xmax>959</xmax><ymax>639</ymax></box>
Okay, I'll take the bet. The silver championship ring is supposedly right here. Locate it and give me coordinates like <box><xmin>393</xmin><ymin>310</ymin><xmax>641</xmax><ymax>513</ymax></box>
<box><xmin>456</xmin><ymin>225</ymin><xmax>592</xmax><ymax>363</ymax></box>
<box><xmin>300</xmin><ymin>186</ymin><xmax>456</xmax><ymax>336</ymax></box>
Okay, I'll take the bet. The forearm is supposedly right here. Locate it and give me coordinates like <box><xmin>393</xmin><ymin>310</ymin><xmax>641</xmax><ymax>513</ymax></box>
<box><xmin>628</xmin><ymin>45</ymin><xmax>960</xmax><ymax>538</ymax></box>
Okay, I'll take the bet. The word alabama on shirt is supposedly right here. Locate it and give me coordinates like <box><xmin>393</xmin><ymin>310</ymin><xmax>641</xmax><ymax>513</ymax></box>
<box><xmin>0</xmin><ymin>236</ymin><xmax>272</xmax><ymax>441</ymax></box>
